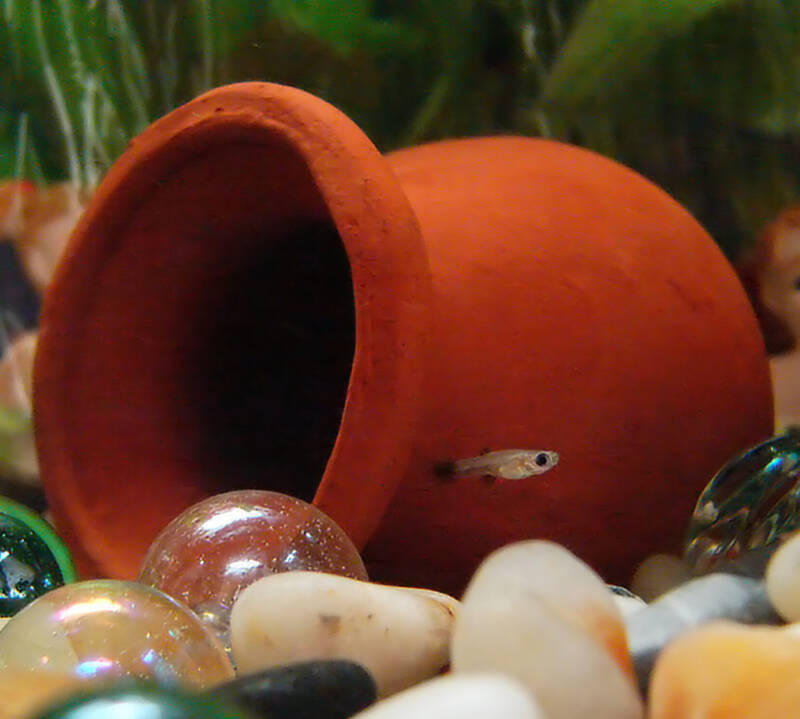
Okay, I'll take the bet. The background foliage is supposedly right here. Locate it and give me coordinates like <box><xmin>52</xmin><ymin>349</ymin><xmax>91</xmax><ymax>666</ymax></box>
<box><xmin>2</xmin><ymin>0</ymin><xmax>800</xmax><ymax>258</ymax></box>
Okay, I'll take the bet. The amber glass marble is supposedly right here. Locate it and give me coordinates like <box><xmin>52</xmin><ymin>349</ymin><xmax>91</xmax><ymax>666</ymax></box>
<box><xmin>0</xmin><ymin>580</ymin><xmax>233</xmax><ymax>689</ymax></box>
<box><xmin>138</xmin><ymin>490</ymin><xmax>367</xmax><ymax>644</ymax></box>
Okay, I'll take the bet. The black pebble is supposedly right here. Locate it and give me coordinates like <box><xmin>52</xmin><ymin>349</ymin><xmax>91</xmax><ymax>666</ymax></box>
<box><xmin>204</xmin><ymin>660</ymin><xmax>377</xmax><ymax>719</ymax></box>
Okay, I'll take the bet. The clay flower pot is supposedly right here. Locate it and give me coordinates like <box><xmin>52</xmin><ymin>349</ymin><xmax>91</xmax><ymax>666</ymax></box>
<box><xmin>34</xmin><ymin>82</ymin><xmax>773</xmax><ymax>592</ymax></box>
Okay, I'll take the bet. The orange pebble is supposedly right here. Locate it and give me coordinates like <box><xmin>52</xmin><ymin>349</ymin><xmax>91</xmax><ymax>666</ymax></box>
<box><xmin>649</xmin><ymin>621</ymin><xmax>800</xmax><ymax>719</ymax></box>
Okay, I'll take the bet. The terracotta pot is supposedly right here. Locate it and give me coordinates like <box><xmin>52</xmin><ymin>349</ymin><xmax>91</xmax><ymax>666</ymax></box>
<box><xmin>34</xmin><ymin>82</ymin><xmax>773</xmax><ymax>592</ymax></box>
<box><xmin>34</xmin><ymin>82</ymin><xmax>433</xmax><ymax>579</ymax></box>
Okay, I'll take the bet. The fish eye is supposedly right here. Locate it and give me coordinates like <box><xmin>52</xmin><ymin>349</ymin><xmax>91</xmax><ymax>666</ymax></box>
<box><xmin>535</xmin><ymin>452</ymin><xmax>550</xmax><ymax>467</ymax></box>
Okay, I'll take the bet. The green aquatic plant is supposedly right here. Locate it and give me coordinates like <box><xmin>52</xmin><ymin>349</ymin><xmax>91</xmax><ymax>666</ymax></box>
<box><xmin>541</xmin><ymin>0</ymin><xmax>800</xmax><ymax>257</ymax></box>
<box><xmin>1</xmin><ymin>0</ymin><xmax>800</xmax><ymax>256</ymax></box>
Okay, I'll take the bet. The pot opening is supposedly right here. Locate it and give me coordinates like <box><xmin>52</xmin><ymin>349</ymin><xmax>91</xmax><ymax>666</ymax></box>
<box><xmin>44</xmin><ymin>132</ymin><xmax>367</xmax><ymax>573</ymax></box>
<box><xmin>189</xmin><ymin>221</ymin><xmax>356</xmax><ymax>502</ymax></box>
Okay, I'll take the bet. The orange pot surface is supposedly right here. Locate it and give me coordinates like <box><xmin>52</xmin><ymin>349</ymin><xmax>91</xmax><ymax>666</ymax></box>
<box><xmin>361</xmin><ymin>137</ymin><xmax>772</xmax><ymax>592</ymax></box>
<box><xmin>33</xmin><ymin>84</ymin><xmax>773</xmax><ymax>591</ymax></box>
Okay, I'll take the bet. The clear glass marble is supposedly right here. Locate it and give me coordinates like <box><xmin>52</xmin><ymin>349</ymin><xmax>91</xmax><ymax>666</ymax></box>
<box><xmin>138</xmin><ymin>490</ymin><xmax>367</xmax><ymax>647</ymax></box>
<box><xmin>684</xmin><ymin>432</ymin><xmax>800</xmax><ymax>575</ymax></box>
<box><xmin>0</xmin><ymin>580</ymin><xmax>233</xmax><ymax>689</ymax></box>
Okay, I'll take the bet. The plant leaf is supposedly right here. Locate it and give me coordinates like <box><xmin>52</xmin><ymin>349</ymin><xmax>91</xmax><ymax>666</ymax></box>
<box><xmin>270</xmin><ymin>0</ymin><xmax>412</xmax><ymax>56</ymax></box>
<box><xmin>542</xmin><ymin>0</ymin><xmax>735</xmax><ymax>108</ymax></box>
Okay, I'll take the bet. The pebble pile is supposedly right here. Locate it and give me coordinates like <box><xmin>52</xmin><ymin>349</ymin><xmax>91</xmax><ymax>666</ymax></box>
<box><xmin>230</xmin><ymin>572</ymin><xmax>455</xmax><ymax>697</ymax></box>
<box><xmin>6</xmin><ymin>486</ymin><xmax>800</xmax><ymax>717</ymax></box>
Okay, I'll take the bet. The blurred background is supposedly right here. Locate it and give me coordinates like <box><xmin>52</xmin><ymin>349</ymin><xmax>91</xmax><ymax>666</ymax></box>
<box><xmin>2</xmin><ymin>0</ymin><xmax>800</xmax><ymax>491</ymax></box>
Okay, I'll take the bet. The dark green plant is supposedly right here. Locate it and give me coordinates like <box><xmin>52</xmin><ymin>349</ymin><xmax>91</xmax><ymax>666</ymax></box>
<box><xmin>2</xmin><ymin>0</ymin><xmax>800</xmax><ymax>255</ymax></box>
<box><xmin>541</xmin><ymin>0</ymin><xmax>800</xmax><ymax>257</ymax></box>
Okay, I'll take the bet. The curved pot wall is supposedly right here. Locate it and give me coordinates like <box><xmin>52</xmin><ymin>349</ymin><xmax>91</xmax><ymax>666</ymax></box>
<box><xmin>33</xmin><ymin>83</ymin><xmax>773</xmax><ymax>591</ymax></box>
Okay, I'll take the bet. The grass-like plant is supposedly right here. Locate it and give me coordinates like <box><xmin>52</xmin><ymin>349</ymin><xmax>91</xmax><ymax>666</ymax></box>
<box><xmin>3</xmin><ymin>0</ymin><xmax>799</xmax><ymax>258</ymax></box>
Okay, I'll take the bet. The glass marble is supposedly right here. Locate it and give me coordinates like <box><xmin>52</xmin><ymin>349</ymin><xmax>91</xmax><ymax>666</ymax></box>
<box><xmin>34</xmin><ymin>683</ymin><xmax>250</xmax><ymax>719</ymax></box>
<box><xmin>0</xmin><ymin>495</ymin><xmax>76</xmax><ymax>616</ymax></box>
<box><xmin>138</xmin><ymin>490</ymin><xmax>367</xmax><ymax>646</ymax></box>
<box><xmin>0</xmin><ymin>580</ymin><xmax>233</xmax><ymax>689</ymax></box>
<box><xmin>684</xmin><ymin>432</ymin><xmax>800</xmax><ymax>575</ymax></box>
<box><xmin>1</xmin><ymin>670</ymin><xmax>84</xmax><ymax>719</ymax></box>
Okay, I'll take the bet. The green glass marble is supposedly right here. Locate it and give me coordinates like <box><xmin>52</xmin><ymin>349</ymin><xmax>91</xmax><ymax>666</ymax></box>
<box><xmin>0</xmin><ymin>495</ymin><xmax>76</xmax><ymax>616</ymax></box>
<box><xmin>684</xmin><ymin>432</ymin><xmax>800</xmax><ymax>576</ymax></box>
<box><xmin>33</xmin><ymin>683</ymin><xmax>250</xmax><ymax>719</ymax></box>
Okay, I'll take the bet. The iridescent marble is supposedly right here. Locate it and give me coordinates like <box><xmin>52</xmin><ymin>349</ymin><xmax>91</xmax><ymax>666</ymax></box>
<box><xmin>0</xmin><ymin>580</ymin><xmax>233</xmax><ymax>689</ymax></box>
<box><xmin>684</xmin><ymin>432</ymin><xmax>800</xmax><ymax>575</ymax></box>
<box><xmin>0</xmin><ymin>670</ymin><xmax>83</xmax><ymax>719</ymax></box>
<box><xmin>138</xmin><ymin>490</ymin><xmax>367</xmax><ymax>644</ymax></box>
<box><xmin>0</xmin><ymin>495</ymin><xmax>75</xmax><ymax>616</ymax></box>
<box><xmin>34</xmin><ymin>683</ymin><xmax>247</xmax><ymax>719</ymax></box>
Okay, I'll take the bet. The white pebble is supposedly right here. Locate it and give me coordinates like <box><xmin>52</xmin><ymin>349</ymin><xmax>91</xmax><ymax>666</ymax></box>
<box><xmin>350</xmin><ymin>673</ymin><xmax>543</xmax><ymax>719</ymax></box>
<box><xmin>613</xmin><ymin>594</ymin><xmax>646</xmax><ymax>618</ymax></box>
<box><xmin>766</xmin><ymin>530</ymin><xmax>800</xmax><ymax>621</ymax></box>
<box><xmin>630</xmin><ymin>553</ymin><xmax>687</xmax><ymax>601</ymax></box>
<box><xmin>451</xmin><ymin>541</ymin><xmax>642</xmax><ymax>719</ymax></box>
<box><xmin>608</xmin><ymin>587</ymin><xmax>646</xmax><ymax>618</ymax></box>
<box><xmin>230</xmin><ymin>572</ymin><xmax>457</xmax><ymax>696</ymax></box>
<box><xmin>459</xmin><ymin>541</ymin><xmax>630</xmax><ymax>666</ymax></box>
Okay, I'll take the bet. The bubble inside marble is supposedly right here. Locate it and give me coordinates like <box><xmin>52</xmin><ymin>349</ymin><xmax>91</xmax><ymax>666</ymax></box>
<box><xmin>0</xmin><ymin>580</ymin><xmax>233</xmax><ymax>689</ymax></box>
<box><xmin>138</xmin><ymin>490</ymin><xmax>367</xmax><ymax>642</ymax></box>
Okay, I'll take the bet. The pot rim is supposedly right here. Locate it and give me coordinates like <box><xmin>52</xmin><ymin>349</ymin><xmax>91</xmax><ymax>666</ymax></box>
<box><xmin>34</xmin><ymin>82</ymin><xmax>433</xmax><ymax>577</ymax></box>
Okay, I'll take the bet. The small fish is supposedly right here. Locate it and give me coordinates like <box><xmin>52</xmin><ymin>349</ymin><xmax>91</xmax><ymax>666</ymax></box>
<box><xmin>434</xmin><ymin>449</ymin><xmax>559</xmax><ymax>480</ymax></box>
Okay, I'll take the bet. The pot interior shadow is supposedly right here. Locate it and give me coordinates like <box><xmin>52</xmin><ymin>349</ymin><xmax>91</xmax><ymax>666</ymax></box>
<box><xmin>188</xmin><ymin>222</ymin><xmax>355</xmax><ymax>502</ymax></box>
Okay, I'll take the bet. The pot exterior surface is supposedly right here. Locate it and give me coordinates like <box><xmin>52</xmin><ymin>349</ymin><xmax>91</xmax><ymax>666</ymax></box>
<box><xmin>34</xmin><ymin>84</ymin><xmax>772</xmax><ymax>590</ymax></box>
<box><xmin>362</xmin><ymin>137</ymin><xmax>773</xmax><ymax>593</ymax></box>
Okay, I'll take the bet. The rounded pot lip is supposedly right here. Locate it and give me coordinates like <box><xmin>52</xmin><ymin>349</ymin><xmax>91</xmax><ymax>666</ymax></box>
<box><xmin>34</xmin><ymin>81</ymin><xmax>433</xmax><ymax>577</ymax></box>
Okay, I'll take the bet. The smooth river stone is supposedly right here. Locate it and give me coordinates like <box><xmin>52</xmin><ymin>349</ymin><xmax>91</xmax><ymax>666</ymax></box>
<box><xmin>0</xmin><ymin>670</ymin><xmax>84</xmax><ymax>719</ymax></box>
<box><xmin>625</xmin><ymin>573</ymin><xmax>779</xmax><ymax>693</ymax></box>
<box><xmin>0</xmin><ymin>580</ymin><xmax>233</xmax><ymax>688</ymax></box>
<box><xmin>608</xmin><ymin>586</ymin><xmax>646</xmax><ymax>618</ymax></box>
<box><xmin>649</xmin><ymin>621</ymin><xmax>800</xmax><ymax>719</ymax></box>
<box><xmin>451</xmin><ymin>541</ymin><xmax>642</xmax><ymax>719</ymax></box>
<box><xmin>458</xmin><ymin>541</ymin><xmax>634</xmax><ymax>678</ymax></box>
<box><xmin>349</xmin><ymin>673</ymin><xmax>543</xmax><ymax>719</ymax></box>
<box><xmin>139</xmin><ymin>490</ymin><xmax>367</xmax><ymax>647</ymax></box>
<box><xmin>630</xmin><ymin>553</ymin><xmax>688</xmax><ymax>602</ymax></box>
<box><xmin>206</xmin><ymin>660</ymin><xmax>376</xmax><ymax>719</ymax></box>
<box><xmin>765</xmin><ymin>529</ymin><xmax>800</xmax><ymax>621</ymax></box>
<box><xmin>230</xmin><ymin>572</ymin><xmax>457</xmax><ymax>697</ymax></box>
<box><xmin>32</xmin><ymin>683</ymin><xmax>251</xmax><ymax>719</ymax></box>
